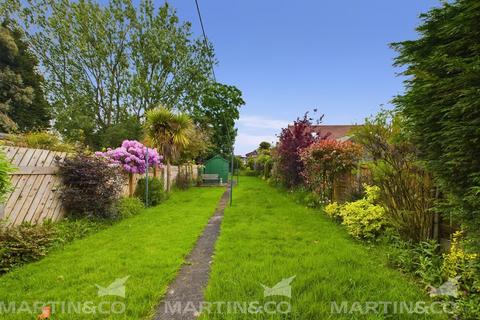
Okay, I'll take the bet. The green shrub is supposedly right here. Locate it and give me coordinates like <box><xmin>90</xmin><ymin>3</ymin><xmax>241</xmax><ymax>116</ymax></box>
<box><xmin>57</xmin><ymin>154</ymin><xmax>124</xmax><ymax>219</ymax></box>
<box><xmin>115</xmin><ymin>197</ymin><xmax>144</xmax><ymax>219</ymax></box>
<box><xmin>263</xmin><ymin>157</ymin><xmax>273</xmax><ymax>179</ymax></box>
<box><xmin>453</xmin><ymin>294</ymin><xmax>480</xmax><ymax>320</ymax></box>
<box><xmin>0</xmin><ymin>149</ymin><xmax>14</xmax><ymax>202</ymax></box>
<box><xmin>246</xmin><ymin>157</ymin><xmax>255</xmax><ymax>170</ymax></box>
<box><xmin>98</xmin><ymin>115</ymin><xmax>143</xmax><ymax>149</ymax></box>
<box><xmin>302</xmin><ymin>191</ymin><xmax>322</xmax><ymax>208</ymax></box>
<box><xmin>386</xmin><ymin>236</ymin><xmax>443</xmax><ymax>286</ymax></box>
<box><xmin>135</xmin><ymin>177</ymin><xmax>166</xmax><ymax>207</ymax></box>
<box><xmin>384</xmin><ymin>233</ymin><xmax>417</xmax><ymax>272</ymax></box>
<box><xmin>0</xmin><ymin>222</ymin><xmax>56</xmax><ymax>274</ymax></box>
<box><xmin>234</xmin><ymin>156</ymin><xmax>244</xmax><ymax>171</ymax></box>
<box><xmin>287</xmin><ymin>186</ymin><xmax>323</xmax><ymax>209</ymax></box>
<box><xmin>25</xmin><ymin>132</ymin><xmax>70</xmax><ymax>151</ymax></box>
<box><xmin>176</xmin><ymin>166</ymin><xmax>193</xmax><ymax>190</ymax></box>
<box><xmin>414</xmin><ymin>240</ymin><xmax>444</xmax><ymax>286</ymax></box>
<box><xmin>385</xmin><ymin>230</ymin><xmax>479</xmax><ymax>318</ymax></box>
<box><xmin>242</xmin><ymin>169</ymin><xmax>258</xmax><ymax>177</ymax></box>
<box><xmin>51</xmin><ymin>218</ymin><xmax>110</xmax><ymax>247</ymax></box>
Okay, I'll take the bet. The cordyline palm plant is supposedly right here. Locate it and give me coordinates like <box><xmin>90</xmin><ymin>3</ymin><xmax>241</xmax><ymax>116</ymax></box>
<box><xmin>145</xmin><ymin>107</ymin><xmax>193</xmax><ymax>191</ymax></box>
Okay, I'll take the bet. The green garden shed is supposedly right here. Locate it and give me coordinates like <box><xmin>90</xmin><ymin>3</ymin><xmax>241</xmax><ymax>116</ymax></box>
<box><xmin>203</xmin><ymin>155</ymin><xmax>229</xmax><ymax>184</ymax></box>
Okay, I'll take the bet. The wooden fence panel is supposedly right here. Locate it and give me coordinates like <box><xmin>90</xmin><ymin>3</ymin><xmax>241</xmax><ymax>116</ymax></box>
<box><xmin>122</xmin><ymin>165</ymin><xmax>199</xmax><ymax>195</ymax></box>
<box><xmin>0</xmin><ymin>146</ymin><xmax>200</xmax><ymax>225</ymax></box>
<box><xmin>1</xmin><ymin>147</ymin><xmax>67</xmax><ymax>225</ymax></box>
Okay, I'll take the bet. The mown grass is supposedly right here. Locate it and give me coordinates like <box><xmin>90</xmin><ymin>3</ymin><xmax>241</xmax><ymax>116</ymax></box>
<box><xmin>202</xmin><ymin>177</ymin><xmax>446</xmax><ymax>319</ymax></box>
<box><xmin>0</xmin><ymin>187</ymin><xmax>224</xmax><ymax>319</ymax></box>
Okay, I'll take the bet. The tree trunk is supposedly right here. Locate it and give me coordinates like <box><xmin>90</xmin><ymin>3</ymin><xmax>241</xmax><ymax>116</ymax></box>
<box><xmin>166</xmin><ymin>161</ymin><xmax>171</xmax><ymax>192</ymax></box>
<box><xmin>128</xmin><ymin>173</ymin><xmax>134</xmax><ymax>197</ymax></box>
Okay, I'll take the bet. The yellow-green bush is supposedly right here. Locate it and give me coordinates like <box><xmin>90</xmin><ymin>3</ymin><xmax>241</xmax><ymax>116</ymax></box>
<box><xmin>442</xmin><ymin>231</ymin><xmax>478</xmax><ymax>279</ymax></box>
<box><xmin>2</xmin><ymin>132</ymin><xmax>75</xmax><ymax>152</ymax></box>
<box><xmin>341</xmin><ymin>199</ymin><xmax>386</xmax><ymax>240</ymax></box>
<box><xmin>25</xmin><ymin>132</ymin><xmax>75</xmax><ymax>152</ymax></box>
<box><xmin>441</xmin><ymin>231</ymin><xmax>480</xmax><ymax>318</ymax></box>
<box><xmin>324</xmin><ymin>185</ymin><xmax>387</xmax><ymax>240</ymax></box>
<box><xmin>442</xmin><ymin>231</ymin><xmax>479</xmax><ymax>294</ymax></box>
<box><xmin>325</xmin><ymin>202</ymin><xmax>343</xmax><ymax>221</ymax></box>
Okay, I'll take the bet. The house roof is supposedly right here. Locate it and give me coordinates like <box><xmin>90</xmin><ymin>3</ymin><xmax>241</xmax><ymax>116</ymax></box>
<box><xmin>309</xmin><ymin>125</ymin><xmax>359</xmax><ymax>140</ymax></box>
<box><xmin>245</xmin><ymin>150</ymin><xmax>258</xmax><ymax>157</ymax></box>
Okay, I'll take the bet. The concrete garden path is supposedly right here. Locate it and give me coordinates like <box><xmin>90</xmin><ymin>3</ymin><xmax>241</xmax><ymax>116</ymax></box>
<box><xmin>155</xmin><ymin>187</ymin><xmax>230</xmax><ymax>320</ymax></box>
<box><xmin>199</xmin><ymin>177</ymin><xmax>444</xmax><ymax>319</ymax></box>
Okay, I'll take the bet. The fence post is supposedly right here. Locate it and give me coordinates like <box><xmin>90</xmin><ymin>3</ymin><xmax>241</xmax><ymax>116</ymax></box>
<box><xmin>162</xmin><ymin>167</ymin><xmax>167</xmax><ymax>191</ymax></box>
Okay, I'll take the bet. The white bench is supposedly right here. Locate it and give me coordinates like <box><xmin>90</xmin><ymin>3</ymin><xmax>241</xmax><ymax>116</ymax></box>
<box><xmin>202</xmin><ymin>173</ymin><xmax>220</xmax><ymax>184</ymax></box>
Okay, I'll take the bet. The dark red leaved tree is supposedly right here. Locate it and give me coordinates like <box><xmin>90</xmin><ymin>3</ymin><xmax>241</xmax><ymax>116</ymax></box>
<box><xmin>276</xmin><ymin>113</ymin><xmax>328</xmax><ymax>188</ymax></box>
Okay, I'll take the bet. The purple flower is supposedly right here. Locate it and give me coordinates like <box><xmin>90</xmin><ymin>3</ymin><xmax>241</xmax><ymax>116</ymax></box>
<box><xmin>96</xmin><ymin>140</ymin><xmax>162</xmax><ymax>174</ymax></box>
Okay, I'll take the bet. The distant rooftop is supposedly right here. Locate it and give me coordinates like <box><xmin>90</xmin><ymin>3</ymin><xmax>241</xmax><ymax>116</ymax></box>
<box><xmin>245</xmin><ymin>150</ymin><xmax>258</xmax><ymax>158</ymax></box>
<box><xmin>310</xmin><ymin>124</ymin><xmax>359</xmax><ymax>140</ymax></box>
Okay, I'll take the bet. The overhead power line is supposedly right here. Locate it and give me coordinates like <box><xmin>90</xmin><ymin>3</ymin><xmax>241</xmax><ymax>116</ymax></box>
<box><xmin>193</xmin><ymin>0</ymin><xmax>231</xmax><ymax>146</ymax></box>
<box><xmin>194</xmin><ymin>0</ymin><xmax>217</xmax><ymax>81</ymax></box>
<box><xmin>193</xmin><ymin>0</ymin><xmax>235</xmax><ymax>205</ymax></box>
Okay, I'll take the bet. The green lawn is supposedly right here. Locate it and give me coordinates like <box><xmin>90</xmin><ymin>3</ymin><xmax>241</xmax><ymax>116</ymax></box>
<box><xmin>201</xmin><ymin>177</ymin><xmax>445</xmax><ymax>319</ymax></box>
<box><xmin>0</xmin><ymin>187</ymin><xmax>224</xmax><ymax>319</ymax></box>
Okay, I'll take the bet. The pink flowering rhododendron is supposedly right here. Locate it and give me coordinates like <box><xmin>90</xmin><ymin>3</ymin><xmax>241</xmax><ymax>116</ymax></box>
<box><xmin>95</xmin><ymin>140</ymin><xmax>162</xmax><ymax>174</ymax></box>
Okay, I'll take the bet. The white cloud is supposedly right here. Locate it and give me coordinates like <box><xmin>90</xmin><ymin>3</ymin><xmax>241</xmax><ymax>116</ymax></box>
<box><xmin>237</xmin><ymin>115</ymin><xmax>290</xmax><ymax>130</ymax></box>
<box><xmin>235</xmin><ymin>133</ymin><xmax>277</xmax><ymax>155</ymax></box>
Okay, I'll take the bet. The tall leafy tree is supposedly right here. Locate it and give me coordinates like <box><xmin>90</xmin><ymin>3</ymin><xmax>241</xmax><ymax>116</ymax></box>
<box><xmin>392</xmin><ymin>0</ymin><xmax>480</xmax><ymax>247</ymax></box>
<box><xmin>0</xmin><ymin>24</ymin><xmax>22</xmax><ymax>132</ymax></box>
<box><xmin>11</xmin><ymin>0</ymin><xmax>213</xmax><ymax>147</ymax></box>
<box><xmin>4</xmin><ymin>22</ymin><xmax>51</xmax><ymax>131</ymax></box>
<box><xmin>179</xmin><ymin>125</ymin><xmax>212</xmax><ymax>163</ymax></box>
<box><xmin>129</xmin><ymin>2</ymin><xmax>214</xmax><ymax>117</ymax></box>
<box><xmin>191</xmin><ymin>82</ymin><xmax>244</xmax><ymax>158</ymax></box>
<box><xmin>0</xmin><ymin>21</ymin><xmax>50</xmax><ymax>132</ymax></box>
<box><xmin>259</xmin><ymin>141</ymin><xmax>271</xmax><ymax>151</ymax></box>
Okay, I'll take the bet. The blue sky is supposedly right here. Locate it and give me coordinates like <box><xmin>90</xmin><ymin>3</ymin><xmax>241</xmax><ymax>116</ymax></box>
<box><xmin>167</xmin><ymin>0</ymin><xmax>440</xmax><ymax>155</ymax></box>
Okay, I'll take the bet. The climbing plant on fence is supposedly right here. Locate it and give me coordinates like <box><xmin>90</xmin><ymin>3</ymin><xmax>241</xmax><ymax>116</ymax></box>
<box><xmin>300</xmin><ymin>139</ymin><xmax>361</xmax><ymax>203</ymax></box>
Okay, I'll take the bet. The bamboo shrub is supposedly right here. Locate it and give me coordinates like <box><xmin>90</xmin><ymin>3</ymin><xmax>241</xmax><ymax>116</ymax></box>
<box><xmin>353</xmin><ymin>111</ymin><xmax>436</xmax><ymax>242</ymax></box>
